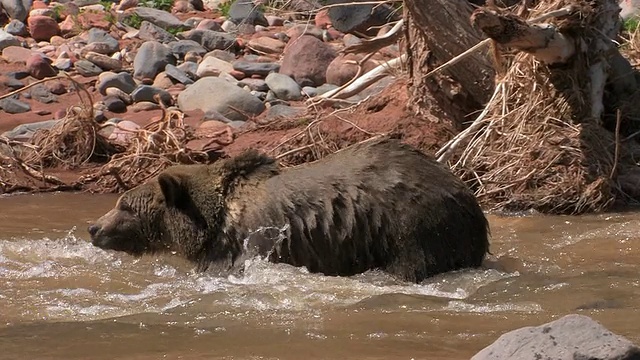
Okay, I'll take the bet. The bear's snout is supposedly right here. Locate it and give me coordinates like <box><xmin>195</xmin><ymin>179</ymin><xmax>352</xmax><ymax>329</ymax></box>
<box><xmin>88</xmin><ymin>224</ymin><xmax>100</xmax><ymax>237</ymax></box>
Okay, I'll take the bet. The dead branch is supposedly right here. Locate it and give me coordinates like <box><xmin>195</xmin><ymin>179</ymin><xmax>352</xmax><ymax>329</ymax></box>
<box><xmin>342</xmin><ymin>19</ymin><xmax>404</xmax><ymax>55</ymax></box>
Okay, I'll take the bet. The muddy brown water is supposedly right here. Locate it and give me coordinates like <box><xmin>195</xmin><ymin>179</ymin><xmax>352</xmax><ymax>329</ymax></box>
<box><xmin>0</xmin><ymin>193</ymin><xmax>639</xmax><ymax>360</ymax></box>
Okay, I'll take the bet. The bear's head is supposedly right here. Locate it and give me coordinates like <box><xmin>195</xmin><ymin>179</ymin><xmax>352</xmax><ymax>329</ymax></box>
<box><xmin>88</xmin><ymin>150</ymin><xmax>278</xmax><ymax>265</ymax></box>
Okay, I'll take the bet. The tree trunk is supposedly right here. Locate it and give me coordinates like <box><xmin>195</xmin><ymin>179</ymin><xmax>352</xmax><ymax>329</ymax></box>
<box><xmin>403</xmin><ymin>0</ymin><xmax>495</xmax><ymax>128</ymax></box>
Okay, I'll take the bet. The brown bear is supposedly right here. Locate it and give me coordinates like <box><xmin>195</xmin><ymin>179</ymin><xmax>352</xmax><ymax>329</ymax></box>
<box><xmin>88</xmin><ymin>136</ymin><xmax>490</xmax><ymax>283</ymax></box>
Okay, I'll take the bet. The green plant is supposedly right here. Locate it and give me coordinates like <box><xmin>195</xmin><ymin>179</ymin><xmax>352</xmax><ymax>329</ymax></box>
<box><xmin>218</xmin><ymin>0</ymin><xmax>232</xmax><ymax>17</ymax></box>
<box><xmin>149</xmin><ymin>0</ymin><xmax>174</xmax><ymax>11</ymax></box>
<box><xmin>51</xmin><ymin>4</ymin><xmax>64</xmax><ymax>21</ymax></box>
<box><xmin>623</xmin><ymin>16</ymin><xmax>640</xmax><ymax>33</ymax></box>
<box><xmin>99</xmin><ymin>0</ymin><xmax>113</xmax><ymax>11</ymax></box>
<box><xmin>123</xmin><ymin>12</ymin><xmax>143</xmax><ymax>28</ymax></box>
<box><xmin>166</xmin><ymin>26</ymin><xmax>186</xmax><ymax>35</ymax></box>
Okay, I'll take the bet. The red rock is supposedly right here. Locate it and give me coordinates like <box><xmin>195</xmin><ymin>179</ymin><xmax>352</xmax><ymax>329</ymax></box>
<box><xmin>173</xmin><ymin>0</ymin><xmax>190</xmax><ymax>12</ymax></box>
<box><xmin>47</xmin><ymin>80</ymin><xmax>67</xmax><ymax>95</ymax></box>
<box><xmin>247</xmin><ymin>36</ymin><xmax>285</xmax><ymax>54</ymax></box>
<box><xmin>1</xmin><ymin>46</ymin><xmax>34</xmax><ymax>63</ymax></box>
<box><xmin>26</xmin><ymin>54</ymin><xmax>57</xmax><ymax>79</ymax></box>
<box><xmin>229</xmin><ymin>70</ymin><xmax>245</xmax><ymax>80</ymax></box>
<box><xmin>315</xmin><ymin>9</ymin><xmax>331</xmax><ymax>29</ymax></box>
<box><xmin>32</xmin><ymin>1</ymin><xmax>48</xmax><ymax>9</ymax></box>
<box><xmin>117</xmin><ymin>0</ymin><xmax>138</xmax><ymax>11</ymax></box>
<box><xmin>28</xmin><ymin>15</ymin><xmax>60</xmax><ymax>42</ymax></box>
<box><xmin>77</xmin><ymin>12</ymin><xmax>111</xmax><ymax>30</ymax></box>
<box><xmin>280</xmin><ymin>35</ymin><xmax>337</xmax><ymax>86</ymax></box>
<box><xmin>325</xmin><ymin>53</ymin><xmax>377</xmax><ymax>86</ymax></box>
<box><xmin>326</xmin><ymin>28</ymin><xmax>343</xmax><ymax>40</ymax></box>
<box><xmin>196</xmin><ymin>19</ymin><xmax>223</xmax><ymax>31</ymax></box>
<box><xmin>54</xmin><ymin>109</ymin><xmax>67</xmax><ymax>119</ymax></box>
<box><xmin>59</xmin><ymin>16</ymin><xmax>81</xmax><ymax>38</ymax></box>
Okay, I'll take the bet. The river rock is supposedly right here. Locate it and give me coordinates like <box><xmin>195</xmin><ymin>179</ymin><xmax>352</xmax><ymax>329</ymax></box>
<box><xmin>87</xmin><ymin>28</ymin><xmax>119</xmax><ymax>54</ymax></box>
<box><xmin>97</xmin><ymin>71</ymin><xmax>137</xmax><ymax>95</ymax></box>
<box><xmin>130</xmin><ymin>85</ymin><xmax>173</xmax><ymax>105</ymax></box>
<box><xmin>177</xmin><ymin>77</ymin><xmax>265</xmax><ymax>121</ymax></box>
<box><xmin>0</xmin><ymin>96</ymin><xmax>31</xmax><ymax>113</ymax></box>
<box><xmin>285</xmin><ymin>24</ymin><xmax>323</xmax><ymax>41</ymax></box>
<box><xmin>247</xmin><ymin>36</ymin><xmax>285</xmax><ymax>54</ymax></box>
<box><xmin>104</xmin><ymin>95</ymin><xmax>127</xmax><ymax>113</ymax></box>
<box><xmin>133</xmin><ymin>41</ymin><xmax>176</xmax><ymax>80</ymax></box>
<box><xmin>178</xmin><ymin>29</ymin><xmax>237</xmax><ymax>52</ymax></box>
<box><xmin>165</xmin><ymin>63</ymin><xmax>194</xmax><ymax>84</ymax></box>
<box><xmin>138</xmin><ymin>20</ymin><xmax>176</xmax><ymax>44</ymax></box>
<box><xmin>1</xmin><ymin>73</ymin><xmax>24</xmax><ymax>90</ymax></box>
<box><xmin>196</xmin><ymin>55</ymin><xmax>233</xmax><ymax>77</ymax></box>
<box><xmin>326</xmin><ymin>0</ymin><xmax>398</xmax><ymax>36</ymax></box>
<box><xmin>232</xmin><ymin>60</ymin><xmax>279</xmax><ymax>77</ymax></box>
<box><xmin>29</xmin><ymin>84</ymin><xmax>57</xmax><ymax>103</ymax></box>
<box><xmin>1</xmin><ymin>45</ymin><xmax>33</xmax><ymax>63</ymax></box>
<box><xmin>26</xmin><ymin>54</ymin><xmax>57</xmax><ymax>79</ymax></box>
<box><xmin>2</xmin><ymin>119</ymin><xmax>59</xmax><ymax>141</ymax></box>
<box><xmin>279</xmin><ymin>35</ymin><xmax>336</xmax><ymax>86</ymax></box>
<box><xmin>105</xmin><ymin>87</ymin><xmax>133</xmax><ymax>104</ymax></box>
<box><xmin>264</xmin><ymin>104</ymin><xmax>305</xmax><ymax>121</ymax></box>
<box><xmin>325</xmin><ymin>53</ymin><xmax>377</xmax><ymax>86</ymax></box>
<box><xmin>74</xmin><ymin>59</ymin><xmax>103</xmax><ymax>76</ymax></box>
<box><xmin>84</xmin><ymin>51</ymin><xmax>122</xmax><ymax>71</ymax></box>
<box><xmin>177</xmin><ymin>61</ymin><xmax>198</xmax><ymax>77</ymax></box>
<box><xmin>129</xmin><ymin>7</ymin><xmax>185</xmax><ymax>29</ymax></box>
<box><xmin>169</xmin><ymin>39</ymin><xmax>207</xmax><ymax>58</ymax></box>
<box><xmin>1</xmin><ymin>0</ymin><xmax>31</xmax><ymax>22</ymax></box>
<box><xmin>229</xmin><ymin>0</ymin><xmax>268</xmax><ymax>26</ymax></box>
<box><xmin>471</xmin><ymin>314</ymin><xmax>640</xmax><ymax>360</ymax></box>
<box><xmin>81</xmin><ymin>42</ymin><xmax>115</xmax><ymax>56</ymax></box>
<box><xmin>0</xmin><ymin>30</ymin><xmax>21</xmax><ymax>51</ymax></box>
<box><xmin>195</xmin><ymin>18</ymin><xmax>223</xmax><ymax>32</ymax></box>
<box><xmin>28</xmin><ymin>15</ymin><xmax>59</xmax><ymax>41</ymax></box>
<box><xmin>265</xmin><ymin>73</ymin><xmax>302</xmax><ymax>101</ymax></box>
<box><xmin>4</xmin><ymin>19</ymin><xmax>28</xmax><ymax>36</ymax></box>
<box><xmin>239</xmin><ymin>78</ymin><xmax>268</xmax><ymax>92</ymax></box>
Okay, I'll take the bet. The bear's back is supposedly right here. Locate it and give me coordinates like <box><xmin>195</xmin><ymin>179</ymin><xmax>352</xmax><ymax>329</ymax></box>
<box><xmin>228</xmin><ymin>137</ymin><xmax>489</xmax><ymax>282</ymax></box>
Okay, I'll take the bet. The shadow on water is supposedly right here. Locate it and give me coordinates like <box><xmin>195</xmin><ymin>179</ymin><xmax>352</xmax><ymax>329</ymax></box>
<box><xmin>0</xmin><ymin>192</ymin><xmax>639</xmax><ymax>359</ymax></box>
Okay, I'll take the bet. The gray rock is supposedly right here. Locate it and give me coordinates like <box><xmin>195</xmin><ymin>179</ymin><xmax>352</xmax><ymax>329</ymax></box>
<box><xmin>74</xmin><ymin>0</ymin><xmax>100</xmax><ymax>6</ymax></box>
<box><xmin>130</xmin><ymin>84</ymin><xmax>173</xmax><ymax>105</ymax></box>
<box><xmin>0</xmin><ymin>96</ymin><xmax>30</xmax><ymax>113</ymax></box>
<box><xmin>178</xmin><ymin>29</ymin><xmax>237</xmax><ymax>52</ymax></box>
<box><xmin>103</xmin><ymin>95</ymin><xmax>127</xmax><ymax>113</ymax></box>
<box><xmin>265</xmin><ymin>104</ymin><xmax>305</xmax><ymax>121</ymax></box>
<box><xmin>0</xmin><ymin>30</ymin><xmax>20</xmax><ymax>51</ymax></box>
<box><xmin>207</xmin><ymin>49</ymin><xmax>236</xmax><ymax>63</ymax></box>
<box><xmin>197</xmin><ymin>55</ymin><xmax>234</xmax><ymax>77</ymax></box>
<box><xmin>4</xmin><ymin>19</ymin><xmax>27</xmax><ymax>36</ymax></box>
<box><xmin>265</xmin><ymin>73</ymin><xmax>302</xmax><ymax>101</ymax></box>
<box><xmin>239</xmin><ymin>78</ymin><xmax>268</xmax><ymax>92</ymax></box>
<box><xmin>138</xmin><ymin>21</ymin><xmax>176</xmax><ymax>44</ymax></box>
<box><xmin>74</xmin><ymin>59</ymin><xmax>103</xmax><ymax>76</ymax></box>
<box><xmin>232</xmin><ymin>60</ymin><xmax>279</xmax><ymax>77</ymax></box>
<box><xmin>133</xmin><ymin>41</ymin><xmax>176</xmax><ymax>80</ymax></box>
<box><xmin>220</xmin><ymin>20</ymin><xmax>237</xmax><ymax>33</ymax></box>
<box><xmin>2</xmin><ymin>73</ymin><xmax>24</xmax><ymax>90</ymax></box>
<box><xmin>53</xmin><ymin>57</ymin><xmax>73</xmax><ymax>71</ymax></box>
<box><xmin>177</xmin><ymin>61</ymin><xmax>198</xmax><ymax>78</ymax></box>
<box><xmin>326</xmin><ymin>0</ymin><xmax>398</xmax><ymax>36</ymax></box>
<box><xmin>164</xmin><ymin>64</ymin><xmax>194</xmax><ymax>85</ymax></box>
<box><xmin>29</xmin><ymin>84</ymin><xmax>57</xmax><ymax>104</ymax></box>
<box><xmin>169</xmin><ymin>39</ymin><xmax>207</xmax><ymax>58</ymax></box>
<box><xmin>87</xmin><ymin>28</ymin><xmax>120</xmax><ymax>54</ymax></box>
<box><xmin>97</xmin><ymin>72</ymin><xmax>137</xmax><ymax>95</ymax></box>
<box><xmin>229</xmin><ymin>0</ymin><xmax>268</xmax><ymax>26</ymax></box>
<box><xmin>1</xmin><ymin>0</ymin><xmax>31</xmax><ymax>22</ymax></box>
<box><xmin>177</xmin><ymin>77</ymin><xmax>265</xmax><ymax>121</ymax></box>
<box><xmin>85</xmin><ymin>51</ymin><xmax>122</xmax><ymax>71</ymax></box>
<box><xmin>130</xmin><ymin>7</ymin><xmax>185</xmax><ymax>30</ymax></box>
<box><xmin>472</xmin><ymin>314</ymin><xmax>640</xmax><ymax>360</ymax></box>
<box><xmin>2</xmin><ymin>119</ymin><xmax>59</xmax><ymax>141</ymax></box>
<box><xmin>188</xmin><ymin>0</ymin><xmax>203</xmax><ymax>11</ymax></box>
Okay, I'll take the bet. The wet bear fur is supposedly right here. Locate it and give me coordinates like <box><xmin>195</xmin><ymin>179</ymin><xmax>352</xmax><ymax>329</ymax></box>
<box><xmin>88</xmin><ymin>137</ymin><xmax>490</xmax><ymax>283</ymax></box>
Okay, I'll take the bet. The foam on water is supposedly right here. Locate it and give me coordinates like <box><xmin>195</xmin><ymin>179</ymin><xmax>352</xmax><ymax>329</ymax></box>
<box><xmin>0</xmin><ymin>228</ymin><xmax>520</xmax><ymax>323</ymax></box>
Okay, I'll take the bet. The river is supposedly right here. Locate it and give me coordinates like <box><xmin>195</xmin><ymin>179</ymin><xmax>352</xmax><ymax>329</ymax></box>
<box><xmin>0</xmin><ymin>192</ymin><xmax>638</xmax><ymax>359</ymax></box>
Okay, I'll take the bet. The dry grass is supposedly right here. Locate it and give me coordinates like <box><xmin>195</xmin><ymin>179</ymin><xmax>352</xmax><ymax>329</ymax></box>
<box><xmin>446</xmin><ymin>0</ymin><xmax>622</xmax><ymax>214</ymax></box>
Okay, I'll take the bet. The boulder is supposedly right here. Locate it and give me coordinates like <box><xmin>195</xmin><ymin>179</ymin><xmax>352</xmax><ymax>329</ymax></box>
<box><xmin>472</xmin><ymin>314</ymin><xmax>640</xmax><ymax>360</ymax></box>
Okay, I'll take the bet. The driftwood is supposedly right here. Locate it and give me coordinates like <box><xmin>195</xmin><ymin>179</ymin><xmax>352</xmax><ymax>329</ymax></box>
<box><xmin>433</xmin><ymin>0</ymin><xmax>640</xmax><ymax>214</ymax></box>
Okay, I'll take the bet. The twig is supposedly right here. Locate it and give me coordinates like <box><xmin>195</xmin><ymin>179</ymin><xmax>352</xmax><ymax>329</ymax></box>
<box><xmin>610</xmin><ymin>109</ymin><xmax>622</xmax><ymax>179</ymax></box>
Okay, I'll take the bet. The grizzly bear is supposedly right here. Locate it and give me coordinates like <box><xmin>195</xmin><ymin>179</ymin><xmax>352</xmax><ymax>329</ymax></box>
<box><xmin>88</xmin><ymin>136</ymin><xmax>490</xmax><ymax>283</ymax></box>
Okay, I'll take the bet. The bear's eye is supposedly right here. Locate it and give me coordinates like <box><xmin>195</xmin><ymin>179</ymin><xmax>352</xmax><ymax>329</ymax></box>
<box><xmin>118</xmin><ymin>201</ymin><xmax>134</xmax><ymax>213</ymax></box>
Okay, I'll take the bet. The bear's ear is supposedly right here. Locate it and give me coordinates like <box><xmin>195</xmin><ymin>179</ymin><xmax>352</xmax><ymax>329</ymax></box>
<box><xmin>158</xmin><ymin>172</ymin><xmax>188</xmax><ymax>208</ymax></box>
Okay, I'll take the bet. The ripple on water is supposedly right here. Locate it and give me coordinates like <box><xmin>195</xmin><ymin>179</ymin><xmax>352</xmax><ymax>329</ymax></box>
<box><xmin>0</xmin><ymin>229</ymin><xmax>519</xmax><ymax>324</ymax></box>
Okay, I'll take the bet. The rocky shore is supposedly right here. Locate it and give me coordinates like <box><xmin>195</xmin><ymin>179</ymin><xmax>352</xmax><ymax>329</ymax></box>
<box><xmin>0</xmin><ymin>0</ymin><xmax>458</xmax><ymax>193</ymax></box>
